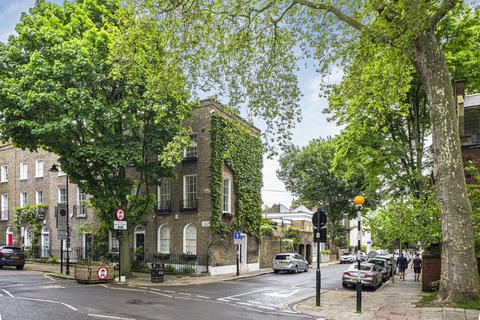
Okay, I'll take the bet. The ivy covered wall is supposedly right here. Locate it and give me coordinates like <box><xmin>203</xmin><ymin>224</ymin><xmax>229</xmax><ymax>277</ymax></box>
<box><xmin>210</xmin><ymin>114</ymin><xmax>263</xmax><ymax>237</ymax></box>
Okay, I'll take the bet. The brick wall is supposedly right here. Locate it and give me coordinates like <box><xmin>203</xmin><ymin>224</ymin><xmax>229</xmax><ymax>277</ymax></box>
<box><xmin>422</xmin><ymin>252</ymin><xmax>441</xmax><ymax>292</ymax></box>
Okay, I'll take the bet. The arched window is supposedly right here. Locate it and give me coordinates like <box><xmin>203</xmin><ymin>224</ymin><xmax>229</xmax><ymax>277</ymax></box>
<box><xmin>183</xmin><ymin>224</ymin><xmax>197</xmax><ymax>254</ymax></box>
<box><xmin>158</xmin><ymin>225</ymin><xmax>170</xmax><ymax>254</ymax></box>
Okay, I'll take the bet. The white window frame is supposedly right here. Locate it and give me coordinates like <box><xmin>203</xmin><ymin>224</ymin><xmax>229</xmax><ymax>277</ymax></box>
<box><xmin>183</xmin><ymin>174</ymin><xmax>197</xmax><ymax>208</ymax></box>
<box><xmin>157</xmin><ymin>225</ymin><xmax>170</xmax><ymax>254</ymax></box>
<box><xmin>19</xmin><ymin>192</ymin><xmax>27</xmax><ymax>207</ymax></box>
<box><xmin>222</xmin><ymin>177</ymin><xmax>231</xmax><ymax>213</ymax></box>
<box><xmin>0</xmin><ymin>193</ymin><xmax>7</xmax><ymax>221</ymax></box>
<box><xmin>36</xmin><ymin>190</ymin><xmax>44</xmax><ymax>204</ymax></box>
<box><xmin>184</xmin><ymin>133</ymin><xmax>198</xmax><ymax>158</ymax></box>
<box><xmin>19</xmin><ymin>163</ymin><xmax>28</xmax><ymax>180</ymax></box>
<box><xmin>76</xmin><ymin>187</ymin><xmax>87</xmax><ymax>217</ymax></box>
<box><xmin>183</xmin><ymin>223</ymin><xmax>197</xmax><ymax>254</ymax></box>
<box><xmin>58</xmin><ymin>188</ymin><xmax>66</xmax><ymax>204</ymax></box>
<box><xmin>134</xmin><ymin>225</ymin><xmax>146</xmax><ymax>251</ymax></box>
<box><xmin>35</xmin><ymin>160</ymin><xmax>44</xmax><ymax>178</ymax></box>
<box><xmin>157</xmin><ymin>179</ymin><xmax>171</xmax><ymax>209</ymax></box>
<box><xmin>0</xmin><ymin>165</ymin><xmax>8</xmax><ymax>182</ymax></box>
<box><xmin>24</xmin><ymin>227</ymin><xmax>32</xmax><ymax>247</ymax></box>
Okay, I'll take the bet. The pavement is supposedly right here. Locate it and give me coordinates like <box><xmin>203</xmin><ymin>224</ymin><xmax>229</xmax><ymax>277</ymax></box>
<box><xmin>294</xmin><ymin>269</ymin><xmax>480</xmax><ymax>320</ymax></box>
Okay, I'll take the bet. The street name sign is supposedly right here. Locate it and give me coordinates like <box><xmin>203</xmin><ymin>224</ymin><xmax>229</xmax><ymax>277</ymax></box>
<box><xmin>57</xmin><ymin>230</ymin><xmax>67</xmax><ymax>240</ymax></box>
<box><xmin>114</xmin><ymin>221</ymin><xmax>127</xmax><ymax>230</ymax></box>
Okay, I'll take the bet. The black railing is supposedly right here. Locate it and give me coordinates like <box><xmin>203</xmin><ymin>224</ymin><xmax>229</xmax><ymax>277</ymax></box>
<box><xmin>180</xmin><ymin>198</ymin><xmax>198</xmax><ymax>212</ymax></box>
<box><xmin>73</xmin><ymin>205</ymin><xmax>87</xmax><ymax>218</ymax></box>
<box><xmin>156</xmin><ymin>200</ymin><xmax>172</xmax><ymax>214</ymax></box>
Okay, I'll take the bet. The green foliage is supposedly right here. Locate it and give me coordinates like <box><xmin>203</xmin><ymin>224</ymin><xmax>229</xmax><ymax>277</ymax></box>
<box><xmin>361</xmin><ymin>245</ymin><xmax>367</xmax><ymax>253</ymax></box>
<box><xmin>47</xmin><ymin>256</ymin><xmax>58</xmax><ymax>264</ymax></box>
<box><xmin>320</xmin><ymin>249</ymin><xmax>331</xmax><ymax>255</ymax></box>
<box><xmin>367</xmin><ymin>190</ymin><xmax>441</xmax><ymax>249</ymax></box>
<box><xmin>465</xmin><ymin>162</ymin><xmax>480</xmax><ymax>257</ymax></box>
<box><xmin>210</xmin><ymin>114</ymin><xmax>263</xmax><ymax>237</ymax></box>
<box><xmin>283</xmin><ymin>226</ymin><xmax>301</xmax><ymax>248</ymax></box>
<box><xmin>13</xmin><ymin>204</ymin><xmax>48</xmax><ymax>247</ymax></box>
<box><xmin>0</xmin><ymin>0</ymin><xmax>193</xmax><ymax>234</ymax></box>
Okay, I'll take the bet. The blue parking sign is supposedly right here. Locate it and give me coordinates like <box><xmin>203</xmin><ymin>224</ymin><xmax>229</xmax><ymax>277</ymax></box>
<box><xmin>234</xmin><ymin>231</ymin><xmax>242</xmax><ymax>244</ymax></box>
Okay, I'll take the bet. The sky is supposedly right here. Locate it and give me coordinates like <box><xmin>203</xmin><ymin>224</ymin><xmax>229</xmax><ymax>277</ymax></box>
<box><xmin>0</xmin><ymin>0</ymin><xmax>343</xmax><ymax>209</ymax></box>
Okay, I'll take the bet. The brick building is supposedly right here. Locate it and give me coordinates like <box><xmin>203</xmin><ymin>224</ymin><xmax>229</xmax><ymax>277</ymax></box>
<box><xmin>0</xmin><ymin>100</ymin><xmax>263</xmax><ymax>275</ymax></box>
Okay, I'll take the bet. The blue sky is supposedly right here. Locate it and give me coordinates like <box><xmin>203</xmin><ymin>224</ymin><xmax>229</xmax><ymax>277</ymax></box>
<box><xmin>0</xmin><ymin>0</ymin><xmax>342</xmax><ymax>208</ymax></box>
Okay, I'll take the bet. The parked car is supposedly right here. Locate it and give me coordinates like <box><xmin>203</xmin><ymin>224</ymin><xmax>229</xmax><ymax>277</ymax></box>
<box><xmin>0</xmin><ymin>246</ymin><xmax>25</xmax><ymax>270</ymax></box>
<box><xmin>273</xmin><ymin>253</ymin><xmax>309</xmax><ymax>274</ymax></box>
<box><xmin>342</xmin><ymin>262</ymin><xmax>383</xmax><ymax>290</ymax></box>
<box><xmin>376</xmin><ymin>254</ymin><xmax>397</xmax><ymax>275</ymax></box>
<box><xmin>340</xmin><ymin>252</ymin><xmax>356</xmax><ymax>264</ymax></box>
<box><xmin>366</xmin><ymin>258</ymin><xmax>390</xmax><ymax>282</ymax></box>
<box><xmin>360</xmin><ymin>252</ymin><xmax>367</xmax><ymax>261</ymax></box>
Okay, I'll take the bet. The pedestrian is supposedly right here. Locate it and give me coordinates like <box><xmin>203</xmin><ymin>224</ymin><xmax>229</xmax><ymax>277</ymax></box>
<box><xmin>397</xmin><ymin>253</ymin><xmax>408</xmax><ymax>280</ymax></box>
<box><xmin>412</xmin><ymin>253</ymin><xmax>422</xmax><ymax>281</ymax></box>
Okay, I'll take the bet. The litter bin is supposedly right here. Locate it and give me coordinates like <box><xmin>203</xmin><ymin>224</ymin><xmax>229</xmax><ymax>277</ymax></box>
<box><xmin>151</xmin><ymin>263</ymin><xmax>164</xmax><ymax>283</ymax></box>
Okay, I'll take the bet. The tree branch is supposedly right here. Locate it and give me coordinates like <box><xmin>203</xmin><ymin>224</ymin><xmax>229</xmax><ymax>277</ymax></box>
<box><xmin>429</xmin><ymin>0</ymin><xmax>459</xmax><ymax>29</ymax></box>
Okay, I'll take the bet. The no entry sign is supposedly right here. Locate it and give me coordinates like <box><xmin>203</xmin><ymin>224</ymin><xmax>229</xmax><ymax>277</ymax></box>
<box><xmin>97</xmin><ymin>266</ymin><xmax>109</xmax><ymax>280</ymax></box>
<box><xmin>115</xmin><ymin>208</ymin><xmax>125</xmax><ymax>221</ymax></box>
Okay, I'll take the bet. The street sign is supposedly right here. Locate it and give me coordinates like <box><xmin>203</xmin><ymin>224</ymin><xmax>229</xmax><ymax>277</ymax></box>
<box><xmin>312</xmin><ymin>209</ymin><xmax>327</xmax><ymax>229</ymax></box>
<box><xmin>57</xmin><ymin>205</ymin><xmax>68</xmax><ymax>231</ymax></box>
<box><xmin>114</xmin><ymin>220</ymin><xmax>127</xmax><ymax>230</ymax></box>
<box><xmin>233</xmin><ymin>231</ymin><xmax>242</xmax><ymax>245</ymax></box>
<box><xmin>367</xmin><ymin>241</ymin><xmax>372</xmax><ymax>245</ymax></box>
<box><xmin>57</xmin><ymin>230</ymin><xmax>67</xmax><ymax>240</ymax></box>
<box><xmin>201</xmin><ymin>220</ymin><xmax>210</xmax><ymax>227</ymax></box>
<box><xmin>115</xmin><ymin>208</ymin><xmax>125</xmax><ymax>221</ymax></box>
<box><xmin>314</xmin><ymin>227</ymin><xmax>327</xmax><ymax>242</ymax></box>
<box><xmin>97</xmin><ymin>266</ymin><xmax>109</xmax><ymax>280</ymax></box>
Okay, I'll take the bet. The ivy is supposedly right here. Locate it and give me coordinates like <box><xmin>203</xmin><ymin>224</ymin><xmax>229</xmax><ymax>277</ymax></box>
<box><xmin>210</xmin><ymin>114</ymin><xmax>263</xmax><ymax>237</ymax></box>
<box><xmin>13</xmin><ymin>204</ymin><xmax>48</xmax><ymax>248</ymax></box>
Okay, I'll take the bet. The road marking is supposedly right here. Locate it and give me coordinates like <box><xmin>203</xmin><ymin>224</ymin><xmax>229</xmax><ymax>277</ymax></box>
<box><xmin>219</xmin><ymin>287</ymin><xmax>270</xmax><ymax>300</ymax></box>
<box><xmin>100</xmin><ymin>284</ymin><xmax>109</xmax><ymax>288</ymax></box>
<box><xmin>177</xmin><ymin>292</ymin><xmax>191</xmax><ymax>296</ymax></box>
<box><xmin>43</xmin><ymin>274</ymin><xmax>57</xmax><ymax>282</ymax></box>
<box><xmin>138</xmin><ymin>287</ymin><xmax>148</xmax><ymax>290</ymax></box>
<box><xmin>149</xmin><ymin>291</ymin><xmax>172</xmax><ymax>298</ymax></box>
<box><xmin>88</xmin><ymin>314</ymin><xmax>136</xmax><ymax>320</ymax></box>
<box><xmin>264</xmin><ymin>289</ymin><xmax>301</xmax><ymax>298</ymax></box>
<box><xmin>196</xmin><ymin>295</ymin><xmax>210</xmax><ymax>299</ymax></box>
<box><xmin>16</xmin><ymin>296</ymin><xmax>78</xmax><ymax>311</ymax></box>
<box><xmin>62</xmin><ymin>303</ymin><xmax>78</xmax><ymax>311</ymax></box>
<box><xmin>163</xmin><ymin>290</ymin><xmax>176</xmax><ymax>293</ymax></box>
<box><xmin>40</xmin><ymin>285</ymin><xmax>65</xmax><ymax>289</ymax></box>
<box><xmin>1</xmin><ymin>289</ymin><xmax>14</xmax><ymax>297</ymax></box>
<box><xmin>237</xmin><ymin>302</ymin><xmax>253</xmax><ymax>306</ymax></box>
<box><xmin>247</xmin><ymin>300</ymin><xmax>263</xmax><ymax>305</ymax></box>
<box><xmin>258</xmin><ymin>306</ymin><xmax>276</xmax><ymax>310</ymax></box>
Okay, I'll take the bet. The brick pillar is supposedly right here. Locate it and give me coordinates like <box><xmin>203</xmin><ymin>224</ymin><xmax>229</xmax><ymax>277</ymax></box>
<box><xmin>422</xmin><ymin>250</ymin><xmax>441</xmax><ymax>292</ymax></box>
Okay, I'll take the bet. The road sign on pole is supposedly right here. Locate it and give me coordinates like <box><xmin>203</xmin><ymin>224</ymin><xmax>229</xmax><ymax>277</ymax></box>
<box><xmin>114</xmin><ymin>221</ymin><xmax>127</xmax><ymax>230</ymax></box>
<box><xmin>312</xmin><ymin>209</ymin><xmax>327</xmax><ymax>229</ymax></box>
<box><xmin>97</xmin><ymin>266</ymin><xmax>109</xmax><ymax>280</ymax></box>
<box><xmin>115</xmin><ymin>208</ymin><xmax>125</xmax><ymax>221</ymax></box>
<box><xmin>233</xmin><ymin>232</ymin><xmax>242</xmax><ymax>245</ymax></box>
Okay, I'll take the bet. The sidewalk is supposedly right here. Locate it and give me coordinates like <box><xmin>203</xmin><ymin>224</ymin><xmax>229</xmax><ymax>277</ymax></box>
<box><xmin>295</xmin><ymin>270</ymin><xmax>480</xmax><ymax>320</ymax></box>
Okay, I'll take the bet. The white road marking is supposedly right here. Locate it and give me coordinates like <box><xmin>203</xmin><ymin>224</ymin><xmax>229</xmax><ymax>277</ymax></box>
<box><xmin>1</xmin><ymin>289</ymin><xmax>14</xmax><ymax>297</ymax></box>
<box><xmin>177</xmin><ymin>292</ymin><xmax>191</xmax><ymax>296</ymax></box>
<box><xmin>149</xmin><ymin>291</ymin><xmax>172</xmax><ymax>298</ymax></box>
<box><xmin>264</xmin><ymin>289</ymin><xmax>301</xmax><ymax>298</ymax></box>
<box><xmin>62</xmin><ymin>303</ymin><xmax>78</xmax><ymax>311</ymax></box>
<box><xmin>3</xmin><ymin>284</ymin><xmax>24</xmax><ymax>288</ymax></box>
<box><xmin>43</xmin><ymin>274</ymin><xmax>57</xmax><ymax>282</ymax></box>
<box><xmin>237</xmin><ymin>302</ymin><xmax>253</xmax><ymax>306</ymax></box>
<box><xmin>196</xmin><ymin>295</ymin><xmax>210</xmax><ymax>299</ymax></box>
<box><xmin>163</xmin><ymin>290</ymin><xmax>176</xmax><ymax>293</ymax></box>
<box><xmin>258</xmin><ymin>306</ymin><xmax>277</xmax><ymax>310</ymax></box>
<box><xmin>88</xmin><ymin>314</ymin><xmax>136</xmax><ymax>320</ymax></box>
<box><xmin>221</xmin><ymin>287</ymin><xmax>270</xmax><ymax>299</ymax></box>
<box><xmin>16</xmin><ymin>296</ymin><xmax>77</xmax><ymax>311</ymax></box>
<box><xmin>247</xmin><ymin>300</ymin><xmax>263</xmax><ymax>305</ymax></box>
<box><xmin>0</xmin><ymin>313</ymin><xmax>2</xmax><ymax>320</ymax></box>
<box><xmin>100</xmin><ymin>284</ymin><xmax>109</xmax><ymax>288</ymax></box>
<box><xmin>39</xmin><ymin>285</ymin><xmax>65</xmax><ymax>289</ymax></box>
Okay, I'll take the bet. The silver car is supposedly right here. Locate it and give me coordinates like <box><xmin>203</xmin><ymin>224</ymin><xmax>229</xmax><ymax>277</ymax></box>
<box><xmin>273</xmin><ymin>253</ymin><xmax>309</xmax><ymax>274</ymax></box>
<box><xmin>342</xmin><ymin>262</ymin><xmax>383</xmax><ymax>290</ymax></box>
<box><xmin>340</xmin><ymin>252</ymin><xmax>356</xmax><ymax>264</ymax></box>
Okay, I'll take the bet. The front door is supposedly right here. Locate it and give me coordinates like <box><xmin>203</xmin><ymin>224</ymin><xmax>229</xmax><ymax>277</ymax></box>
<box><xmin>41</xmin><ymin>233</ymin><xmax>49</xmax><ymax>258</ymax></box>
<box><xmin>240</xmin><ymin>234</ymin><xmax>248</xmax><ymax>272</ymax></box>
<box><xmin>7</xmin><ymin>233</ymin><xmax>13</xmax><ymax>245</ymax></box>
<box><xmin>135</xmin><ymin>233</ymin><xmax>145</xmax><ymax>261</ymax></box>
<box><xmin>84</xmin><ymin>234</ymin><xmax>92</xmax><ymax>260</ymax></box>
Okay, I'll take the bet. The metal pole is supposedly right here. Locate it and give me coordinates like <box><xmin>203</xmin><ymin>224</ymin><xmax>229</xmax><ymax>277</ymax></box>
<box><xmin>316</xmin><ymin>239</ymin><xmax>321</xmax><ymax>306</ymax></box>
<box><xmin>236</xmin><ymin>244</ymin><xmax>240</xmax><ymax>276</ymax></box>
<box><xmin>66</xmin><ymin>175</ymin><xmax>70</xmax><ymax>276</ymax></box>
<box><xmin>356</xmin><ymin>205</ymin><xmax>362</xmax><ymax>313</ymax></box>
<box><xmin>60</xmin><ymin>239</ymin><xmax>64</xmax><ymax>274</ymax></box>
<box><xmin>118</xmin><ymin>230</ymin><xmax>122</xmax><ymax>282</ymax></box>
<box><xmin>391</xmin><ymin>254</ymin><xmax>394</xmax><ymax>284</ymax></box>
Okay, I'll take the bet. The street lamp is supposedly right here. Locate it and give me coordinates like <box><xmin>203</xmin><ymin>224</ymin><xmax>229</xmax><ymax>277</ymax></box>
<box><xmin>50</xmin><ymin>163</ymin><xmax>69</xmax><ymax>276</ymax></box>
<box><xmin>353</xmin><ymin>195</ymin><xmax>365</xmax><ymax>313</ymax></box>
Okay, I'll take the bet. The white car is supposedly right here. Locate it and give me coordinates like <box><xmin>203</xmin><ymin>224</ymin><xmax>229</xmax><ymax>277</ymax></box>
<box><xmin>273</xmin><ymin>253</ymin><xmax>309</xmax><ymax>274</ymax></box>
<box><xmin>340</xmin><ymin>252</ymin><xmax>356</xmax><ymax>264</ymax></box>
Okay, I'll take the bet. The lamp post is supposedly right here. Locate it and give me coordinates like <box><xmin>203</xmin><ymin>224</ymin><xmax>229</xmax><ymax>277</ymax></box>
<box><xmin>353</xmin><ymin>195</ymin><xmax>365</xmax><ymax>313</ymax></box>
<box><xmin>50</xmin><ymin>164</ymin><xmax>69</xmax><ymax>276</ymax></box>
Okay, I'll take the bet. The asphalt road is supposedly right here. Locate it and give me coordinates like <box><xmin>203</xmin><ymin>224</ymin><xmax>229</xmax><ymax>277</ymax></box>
<box><xmin>0</xmin><ymin>263</ymin><xmax>367</xmax><ymax>320</ymax></box>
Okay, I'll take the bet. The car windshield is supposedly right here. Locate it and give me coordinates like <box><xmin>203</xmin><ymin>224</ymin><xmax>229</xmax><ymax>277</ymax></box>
<box><xmin>275</xmin><ymin>255</ymin><xmax>291</xmax><ymax>260</ymax></box>
<box><xmin>353</xmin><ymin>265</ymin><xmax>372</xmax><ymax>271</ymax></box>
<box><xmin>0</xmin><ymin>247</ymin><xmax>22</xmax><ymax>253</ymax></box>
<box><xmin>369</xmin><ymin>260</ymin><xmax>385</xmax><ymax>266</ymax></box>
<box><xmin>342</xmin><ymin>253</ymin><xmax>353</xmax><ymax>256</ymax></box>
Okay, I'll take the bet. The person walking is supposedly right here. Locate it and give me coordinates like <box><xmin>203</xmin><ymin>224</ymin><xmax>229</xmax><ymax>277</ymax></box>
<box><xmin>397</xmin><ymin>253</ymin><xmax>408</xmax><ymax>280</ymax></box>
<box><xmin>412</xmin><ymin>253</ymin><xmax>422</xmax><ymax>281</ymax></box>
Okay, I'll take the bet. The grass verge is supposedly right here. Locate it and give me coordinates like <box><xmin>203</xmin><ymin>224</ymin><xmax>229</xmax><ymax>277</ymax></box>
<box><xmin>417</xmin><ymin>292</ymin><xmax>480</xmax><ymax>310</ymax></box>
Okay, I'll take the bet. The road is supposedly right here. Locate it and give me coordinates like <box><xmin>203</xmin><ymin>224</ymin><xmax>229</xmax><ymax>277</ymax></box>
<box><xmin>0</xmin><ymin>263</ymin><xmax>373</xmax><ymax>320</ymax></box>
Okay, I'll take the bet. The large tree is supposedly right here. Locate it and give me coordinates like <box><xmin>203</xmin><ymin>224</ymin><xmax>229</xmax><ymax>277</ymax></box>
<box><xmin>0</xmin><ymin>0</ymin><xmax>192</xmax><ymax>271</ymax></box>
<box><xmin>129</xmin><ymin>0</ymin><xmax>480</xmax><ymax>301</ymax></box>
<box><xmin>277</xmin><ymin>138</ymin><xmax>366</xmax><ymax>253</ymax></box>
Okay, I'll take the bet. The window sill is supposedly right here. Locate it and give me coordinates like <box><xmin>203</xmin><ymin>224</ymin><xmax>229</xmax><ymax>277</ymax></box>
<box><xmin>35</xmin><ymin>176</ymin><xmax>44</xmax><ymax>179</ymax></box>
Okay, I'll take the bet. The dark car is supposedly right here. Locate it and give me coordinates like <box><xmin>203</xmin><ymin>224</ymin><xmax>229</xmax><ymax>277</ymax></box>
<box><xmin>367</xmin><ymin>258</ymin><xmax>390</xmax><ymax>282</ymax></box>
<box><xmin>0</xmin><ymin>246</ymin><xmax>26</xmax><ymax>270</ymax></box>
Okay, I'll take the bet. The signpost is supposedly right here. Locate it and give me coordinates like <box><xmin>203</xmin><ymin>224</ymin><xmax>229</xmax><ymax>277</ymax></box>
<box><xmin>354</xmin><ymin>196</ymin><xmax>365</xmax><ymax>313</ymax></box>
<box><xmin>97</xmin><ymin>266</ymin><xmax>109</xmax><ymax>281</ymax></box>
<box><xmin>234</xmin><ymin>232</ymin><xmax>242</xmax><ymax>276</ymax></box>
<box><xmin>114</xmin><ymin>208</ymin><xmax>126</xmax><ymax>282</ymax></box>
<box><xmin>312</xmin><ymin>209</ymin><xmax>327</xmax><ymax>307</ymax></box>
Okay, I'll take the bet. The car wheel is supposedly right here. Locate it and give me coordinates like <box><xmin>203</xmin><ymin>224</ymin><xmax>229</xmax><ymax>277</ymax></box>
<box><xmin>16</xmin><ymin>265</ymin><xmax>24</xmax><ymax>270</ymax></box>
<box><xmin>342</xmin><ymin>282</ymin><xmax>348</xmax><ymax>288</ymax></box>
<box><xmin>304</xmin><ymin>264</ymin><xmax>309</xmax><ymax>272</ymax></box>
<box><xmin>294</xmin><ymin>265</ymin><xmax>298</xmax><ymax>274</ymax></box>
<box><xmin>0</xmin><ymin>265</ymin><xmax>3</xmax><ymax>269</ymax></box>
<box><xmin>274</xmin><ymin>269</ymin><xmax>280</xmax><ymax>274</ymax></box>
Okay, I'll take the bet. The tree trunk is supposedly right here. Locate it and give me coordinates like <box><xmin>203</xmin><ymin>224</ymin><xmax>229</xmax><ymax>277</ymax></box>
<box><xmin>410</xmin><ymin>30</ymin><xmax>480</xmax><ymax>302</ymax></box>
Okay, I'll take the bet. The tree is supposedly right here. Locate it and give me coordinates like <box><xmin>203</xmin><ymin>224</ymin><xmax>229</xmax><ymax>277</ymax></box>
<box><xmin>0</xmin><ymin>0</ymin><xmax>193</xmax><ymax>271</ymax></box>
<box><xmin>277</xmin><ymin>138</ymin><xmax>366</xmax><ymax>253</ymax></box>
<box><xmin>129</xmin><ymin>0</ymin><xmax>480</xmax><ymax>301</ymax></box>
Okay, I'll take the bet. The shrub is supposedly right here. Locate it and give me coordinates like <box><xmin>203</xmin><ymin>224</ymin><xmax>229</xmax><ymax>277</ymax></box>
<box><xmin>47</xmin><ymin>256</ymin><xmax>58</xmax><ymax>264</ymax></box>
<box><xmin>320</xmin><ymin>249</ymin><xmax>331</xmax><ymax>255</ymax></box>
<box><xmin>164</xmin><ymin>265</ymin><xmax>176</xmax><ymax>274</ymax></box>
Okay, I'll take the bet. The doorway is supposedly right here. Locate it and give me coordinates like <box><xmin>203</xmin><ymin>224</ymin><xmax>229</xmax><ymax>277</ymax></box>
<box><xmin>240</xmin><ymin>233</ymin><xmax>248</xmax><ymax>272</ymax></box>
<box><xmin>83</xmin><ymin>233</ymin><xmax>92</xmax><ymax>260</ymax></box>
<box><xmin>134</xmin><ymin>225</ymin><xmax>145</xmax><ymax>261</ymax></box>
<box><xmin>41</xmin><ymin>227</ymin><xmax>49</xmax><ymax>258</ymax></box>
<box><xmin>6</xmin><ymin>227</ymin><xmax>13</xmax><ymax>246</ymax></box>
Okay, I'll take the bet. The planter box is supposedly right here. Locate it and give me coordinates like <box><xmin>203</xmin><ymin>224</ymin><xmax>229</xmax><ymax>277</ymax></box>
<box><xmin>74</xmin><ymin>265</ymin><xmax>114</xmax><ymax>284</ymax></box>
<box><xmin>320</xmin><ymin>254</ymin><xmax>330</xmax><ymax>263</ymax></box>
